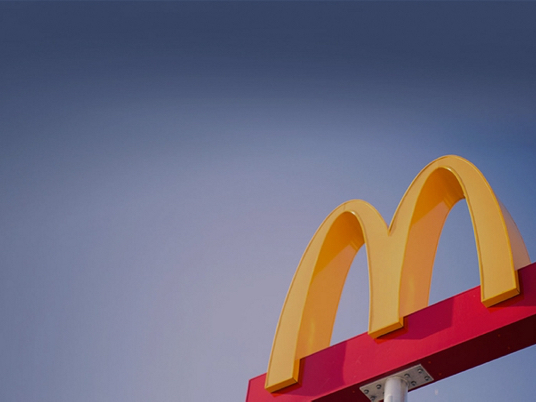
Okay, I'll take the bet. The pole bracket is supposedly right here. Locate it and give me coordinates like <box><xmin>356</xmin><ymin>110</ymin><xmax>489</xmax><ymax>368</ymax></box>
<box><xmin>359</xmin><ymin>364</ymin><xmax>433</xmax><ymax>401</ymax></box>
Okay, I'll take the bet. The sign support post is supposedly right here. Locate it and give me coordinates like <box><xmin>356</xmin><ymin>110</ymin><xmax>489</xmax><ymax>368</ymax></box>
<box><xmin>384</xmin><ymin>377</ymin><xmax>407</xmax><ymax>402</ymax></box>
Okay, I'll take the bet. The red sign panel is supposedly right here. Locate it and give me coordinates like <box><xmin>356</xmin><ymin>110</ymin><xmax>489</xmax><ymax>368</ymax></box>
<box><xmin>246</xmin><ymin>262</ymin><xmax>536</xmax><ymax>401</ymax></box>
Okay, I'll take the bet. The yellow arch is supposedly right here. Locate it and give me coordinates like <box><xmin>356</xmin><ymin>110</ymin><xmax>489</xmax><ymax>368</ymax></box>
<box><xmin>265</xmin><ymin>155</ymin><xmax>530</xmax><ymax>392</ymax></box>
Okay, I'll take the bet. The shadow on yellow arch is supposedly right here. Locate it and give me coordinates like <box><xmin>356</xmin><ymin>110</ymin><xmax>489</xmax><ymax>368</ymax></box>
<box><xmin>265</xmin><ymin>155</ymin><xmax>530</xmax><ymax>393</ymax></box>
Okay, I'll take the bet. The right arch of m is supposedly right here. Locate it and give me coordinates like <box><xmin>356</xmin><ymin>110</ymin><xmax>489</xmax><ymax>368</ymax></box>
<box><xmin>265</xmin><ymin>155</ymin><xmax>530</xmax><ymax>393</ymax></box>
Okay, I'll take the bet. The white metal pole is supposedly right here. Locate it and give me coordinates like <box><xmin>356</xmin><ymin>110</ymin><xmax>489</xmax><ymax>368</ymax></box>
<box><xmin>384</xmin><ymin>377</ymin><xmax>408</xmax><ymax>402</ymax></box>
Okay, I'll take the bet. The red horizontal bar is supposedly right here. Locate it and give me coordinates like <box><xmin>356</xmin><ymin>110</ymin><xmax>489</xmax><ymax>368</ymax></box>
<box><xmin>246</xmin><ymin>262</ymin><xmax>536</xmax><ymax>402</ymax></box>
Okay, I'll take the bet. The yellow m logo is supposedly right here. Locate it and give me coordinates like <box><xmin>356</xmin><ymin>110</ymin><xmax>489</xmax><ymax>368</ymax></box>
<box><xmin>265</xmin><ymin>155</ymin><xmax>530</xmax><ymax>392</ymax></box>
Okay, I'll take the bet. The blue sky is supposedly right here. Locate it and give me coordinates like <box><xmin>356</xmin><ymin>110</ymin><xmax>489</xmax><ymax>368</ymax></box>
<box><xmin>1</xmin><ymin>2</ymin><xmax>536</xmax><ymax>401</ymax></box>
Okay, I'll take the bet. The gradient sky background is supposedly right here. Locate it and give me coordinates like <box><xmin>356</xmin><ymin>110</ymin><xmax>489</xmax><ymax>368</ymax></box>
<box><xmin>1</xmin><ymin>2</ymin><xmax>536</xmax><ymax>401</ymax></box>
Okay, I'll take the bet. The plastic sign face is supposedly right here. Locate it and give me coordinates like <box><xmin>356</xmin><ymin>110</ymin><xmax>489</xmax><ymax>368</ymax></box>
<box><xmin>265</xmin><ymin>155</ymin><xmax>530</xmax><ymax>393</ymax></box>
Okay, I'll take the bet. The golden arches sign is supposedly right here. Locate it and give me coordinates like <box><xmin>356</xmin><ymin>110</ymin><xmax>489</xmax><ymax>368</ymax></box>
<box><xmin>265</xmin><ymin>155</ymin><xmax>530</xmax><ymax>393</ymax></box>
